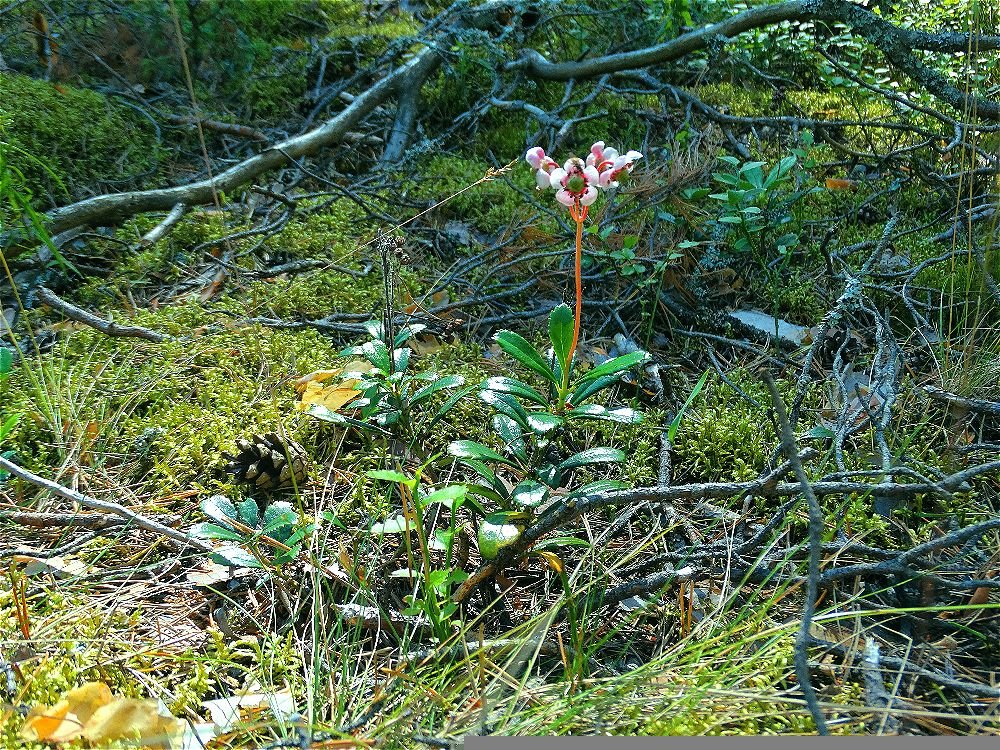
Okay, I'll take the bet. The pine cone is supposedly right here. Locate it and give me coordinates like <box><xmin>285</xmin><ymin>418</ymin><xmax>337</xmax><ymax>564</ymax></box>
<box><xmin>223</xmin><ymin>433</ymin><xmax>309</xmax><ymax>490</ymax></box>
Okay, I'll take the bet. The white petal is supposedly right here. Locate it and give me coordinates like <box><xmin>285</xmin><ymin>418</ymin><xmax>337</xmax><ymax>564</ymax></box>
<box><xmin>549</xmin><ymin>168</ymin><xmax>567</xmax><ymax>188</ymax></box>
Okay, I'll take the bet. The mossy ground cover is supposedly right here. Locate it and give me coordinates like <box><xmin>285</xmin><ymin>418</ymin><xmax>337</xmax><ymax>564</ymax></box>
<box><xmin>2</xmin><ymin>4</ymin><xmax>1000</xmax><ymax>740</ymax></box>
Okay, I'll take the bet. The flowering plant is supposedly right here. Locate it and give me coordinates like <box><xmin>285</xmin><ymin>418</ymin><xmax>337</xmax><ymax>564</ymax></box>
<box><xmin>524</xmin><ymin>142</ymin><xmax>642</xmax><ymax>390</ymax></box>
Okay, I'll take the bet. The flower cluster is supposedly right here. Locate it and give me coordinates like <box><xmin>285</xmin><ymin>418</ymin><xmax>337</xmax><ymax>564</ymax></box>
<box><xmin>526</xmin><ymin>142</ymin><xmax>642</xmax><ymax>208</ymax></box>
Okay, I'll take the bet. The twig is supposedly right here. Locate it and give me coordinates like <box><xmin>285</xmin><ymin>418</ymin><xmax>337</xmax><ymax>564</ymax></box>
<box><xmin>924</xmin><ymin>386</ymin><xmax>1000</xmax><ymax>418</ymax></box>
<box><xmin>36</xmin><ymin>286</ymin><xmax>170</xmax><ymax>343</ymax></box>
<box><xmin>135</xmin><ymin>203</ymin><xmax>188</xmax><ymax>249</ymax></box>
<box><xmin>0</xmin><ymin>455</ymin><xmax>214</xmax><ymax>554</ymax></box>
<box><xmin>763</xmin><ymin>372</ymin><xmax>829</xmax><ymax>735</ymax></box>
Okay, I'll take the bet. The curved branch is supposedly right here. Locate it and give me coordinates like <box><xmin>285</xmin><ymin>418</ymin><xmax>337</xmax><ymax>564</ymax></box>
<box><xmin>510</xmin><ymin>0</ymin><xmax>1000</xmax><ymax>118</ymax></box>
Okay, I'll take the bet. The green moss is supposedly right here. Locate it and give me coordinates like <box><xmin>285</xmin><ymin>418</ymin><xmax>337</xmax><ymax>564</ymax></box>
<box><xmin>0</xmin><ymin>74</ymin><xmax>159</xmax><ymax>206</ymax></box>
<box><xmin>671</xmin><ymin>375</ymin><xmax>775</xmax><ymax>484</ymax></box>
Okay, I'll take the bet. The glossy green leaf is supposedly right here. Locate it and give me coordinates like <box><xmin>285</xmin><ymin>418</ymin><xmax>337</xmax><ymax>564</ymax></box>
<box><xmin>202</xmin><ymin>494</ymin><xmax>240</xmax><ymax>527</ymax></box>
<box><xmin>568</xmin><ymin>404</ymin><xmax>643</xmax><ymax>424</ymax></box>
<box><xmin>548</xmin><ymin>304</ymin><xmax>575</xmax><ymax>378</ymax></box>
<box><xmin>577</xmin><ymin>350</ymin><xmax>649</xmax><ymax>384</ymax></box>
<box><xmin>527</xmin><ymin>412</ymin><xmax>563</xmax><ymax>434</ymax></box>
<box><xmin>480</xmin><ymin>389</ymin><xmax>529</xmax><ymax>428</ymax></box>
<box><xmin>477</xmin><ymin>512</ymin><xmax>525</xmax><ymax>560</ymax></box>
<box><xmin>361</xmin><ymin>339</ymin><xmax>391</xmax><ymax>372</ymax></box>
<box><xmin>0</xmin><ymin>348</ymin><xmax>12</xmax><ymax>376</ymax></box>
<box><xmin>412</xmin><ymin>374</ymin><xmax>465</xmax><ymax>405</ymax></box>
<box><xmin>559</xmin><ymin>447</ymin><xmax>625</xmax><ymax>471</ymax></box>
<box><xmin>494</xmin><ymin>330</ymin><xmax>559</xmax><ymax>385</ymax></box>
<box><xmin>483</xmin><ymin>376</ymin><xmax>549</xmax><ymax>407</ymax></box>
<box><xmin>420</xmin><ymin>485</ymin><xmax>466</xmax><ymax>510</ymax></box>
<box><xmin>492</xmin><ymin>414</ymin><xmax>527</xmax><ymax>460</ymax></box>
<box><xmin>0</xmin><ymin>413</ymin><xmax>20</xmax><ymax>441</ymax></box>
<box><xmin>569</xmin><ymin>374</ymin><xmax>621</xmax><ymax>405</ymax></box>
<box><xmin>449</xmin><ymin>440</ymin><xmax>519</xmax><ymax>466</ymax></box>
<box><xmin>511</xmin><ymin>480</ymin><xmax>549</xmax><ymax>509</ymax></box>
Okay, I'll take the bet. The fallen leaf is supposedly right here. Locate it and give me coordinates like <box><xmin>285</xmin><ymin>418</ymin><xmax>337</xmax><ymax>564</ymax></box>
<box><xmin>825</xmin><ymin>177</ymin><xmax>855</xmax><ymax>190</ymax></box>
<box><xmin>294</xmin><ymin>359</ymin><xmax>375</xmax><ymax>413</ymax></box>
<box><xmin>203</xmin><ymin>687</ymin><xmax>294</xmax><ymax>732</ymax></box>
<box><xmin>16</xmin><ymin>554</ymin><xmax>90</xmax><ymax>578</ymax></box>
<box><xmin>20</xmin><ymin>682</ymin><xmax>182</xmax><ymax>747</ymax></box>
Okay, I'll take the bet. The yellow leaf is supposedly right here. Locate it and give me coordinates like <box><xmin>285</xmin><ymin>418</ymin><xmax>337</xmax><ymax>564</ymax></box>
<box><xmin>83</xmin><ymin>697</ymin><xmax>182</xmax><ymax>748</ymax></box>
<box><xmin>825</xmin><ymin>177</ymin><xmax>855</xmax><ymax>191</ymax></box>
<box><xmin>533</xmin><ymin>550</ymin><xmax>564</xmax><ymax>574</ymax></box>
<box><xmin>20</xmin><ymin>681</ymin><xmax>112</xmax><ymax>742</ymax></box>
<box><xmin>294</xmin><ymin>359</ymin><xmax>374</xmax><ymax>412</ymax></box>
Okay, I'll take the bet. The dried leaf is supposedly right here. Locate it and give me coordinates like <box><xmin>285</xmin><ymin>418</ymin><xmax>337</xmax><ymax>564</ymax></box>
<box><xmin>20</xmin><ymin>682</ymin><xmax>182</xmax><ymax>747</ymax></box>
<box><xmin>825</xmin><ymin>177</ymin><xmax>855</xmax><ymax>190</ymax></box>
<box><xmin>294</xmin><ymin>359</ymin><xmax>374</xmax><ymax>412</ymax></box>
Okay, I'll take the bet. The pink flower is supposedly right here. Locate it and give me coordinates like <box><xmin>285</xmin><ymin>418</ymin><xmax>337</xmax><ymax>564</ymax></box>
<box><xmin>525</xmin><ymin>147</ymin><xmax>558</xmax><ymax>190</ymax></box>
<box><xmin>526</xmin><ymin>142</ymin><xmax>641</xmax><ymax>207</ymax></box>
<box><xmin>549</xmin><ymin>158</ymin><xmax>601</xmax><ymax>207</ymax></box>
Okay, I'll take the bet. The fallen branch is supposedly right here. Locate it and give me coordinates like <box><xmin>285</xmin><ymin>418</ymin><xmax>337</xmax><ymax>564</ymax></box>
<box><xmin>36</xmin><ymin>286</ymin><xmax>170</xmax><ymax>343</ymax></box>
<box><xmin>453</xmin><ymin>460</ymin><xmax>1000</xmax><ymax>602</ymax></box>
<box><xmin>510</xmin><ymin>0</ymin><xmax>1000</xmax><ymax>119</ymax></box>
<box><xmin>0</xmin><ymin>454</ymin><xmax>214</xmax><ymax>554</ymax></box>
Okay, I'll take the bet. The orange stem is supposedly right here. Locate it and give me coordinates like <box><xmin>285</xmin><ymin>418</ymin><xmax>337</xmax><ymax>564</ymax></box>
<box><xmin>563</xmin><ymin>200</ymin><xmax>587</xmax><ymax>398</ymax></box>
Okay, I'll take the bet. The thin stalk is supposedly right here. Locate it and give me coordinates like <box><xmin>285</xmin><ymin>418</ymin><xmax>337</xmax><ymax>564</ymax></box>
<box><xmin>564</xmin><ymin>201</ymin><xmax>588</xmax><ymax>397</ymax></box>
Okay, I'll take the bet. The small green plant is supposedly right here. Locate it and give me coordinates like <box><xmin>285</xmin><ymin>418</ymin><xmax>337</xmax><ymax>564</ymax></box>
<box><xmin>366</xmin><ymin>466</ymin><xmax>470</xmax><ymax>640</ymax></box>
<box><xmin>684</xmin><ymin>146</ymin><xmax>817</xmax><ymax>262</ymax></box>
<box><xmin>306</xmin><ymin>319</ymin><xmax>470</xmax><ymax>449</ymax></box>
<box><xmin>449</xmin><ymin>303</ymin><xmax>649</xmax><ymax>557</ymax></box>
<box><xmin>190</xmin><ymin>494</ymin><xmax>310</xmax><ymax>571</ymax></box>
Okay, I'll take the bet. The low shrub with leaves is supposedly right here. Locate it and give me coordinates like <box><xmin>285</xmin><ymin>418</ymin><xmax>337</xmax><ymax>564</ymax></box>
<box><xmin>190</xmin><ymin>494</ymin><xmax>309</xmax><ymax>571</ymax></box>
<box><xmin>305</xmin><ymin>320</ymin><xmax>470</xmax><ymax>450</ymax></box>
<box><xmin>449</xmin><ymin>303</ymin><xmax>649</xmax><ymax>559</ymax></box>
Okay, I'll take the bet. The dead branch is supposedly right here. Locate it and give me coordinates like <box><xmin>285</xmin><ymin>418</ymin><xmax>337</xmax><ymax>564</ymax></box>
<box><xmin>0</xmin><ymin>454</ymin><xmax>214</xmax><ymax>554</ymax></box>
<box><xmin>36</xmin><ymin>286</ymin><xmax>170</xmax><ymax>343</ymax></box>
<box><xmin>510</xmin><ymin>0</ymin><xmax>1000</xmax><ymax>119</ymax></box>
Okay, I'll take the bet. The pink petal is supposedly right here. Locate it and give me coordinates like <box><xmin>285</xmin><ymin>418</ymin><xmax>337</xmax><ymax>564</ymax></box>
<box><xmin>599</xmin><ymin>171</ymin><xmax>615</xmax><ymax>188</ymax></box>
<box><xmin>555</xmin><ymin>189</ymin><xmax>575</xmax><ymax>207</ymax></box>
<box><xmin>583</xmin><ymin>165</ymin><xmax>600</xmax><ymax>184</ymax></box>
<box><xmin>549</xmin><ymin>168</ymin><xmax>567</xmax><ymax>189</ymax></box>
<box><xmin>525</xmin><ymin>147</ymin><xmax>545</xmax><ymax>169</ymax></box>
<box><xmin>580</xmin><ymin>186</ymin><xmax>599</xmax><ymax>206</ymax></box>
<box><xmin>535</xmin><ymin>169</ymin><xmax>551</xmax><ymax>189</ymax></box>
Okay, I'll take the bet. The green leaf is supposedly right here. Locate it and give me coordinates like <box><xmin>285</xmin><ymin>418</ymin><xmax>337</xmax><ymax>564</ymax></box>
<box><xmin>449</xmin><ymin>440</ymin><xmax>519</xmax><ymax>467</ymax></box>
<box><xmin>492</xmin><ymin>414</ymin><xmax>527</xmax><ymax>461</ymax></box>
<box><xmin>667</xmin><ymin>369</ymin><xmax>711</xmax><ymax>442</ymax></box>
<box><xmin>483</xmin><ymin>377</ymin><xmax>549</xmax><ymax>407</ymax></box>
<box><xmin>558</xmin><ymin>447</ymin><xmax>625</xmax><ymax>471</ymax></box>
<box><xmin>366</xmin><ymin>469</ymin><xmax>415</xmax><ymax>486</ymax></box>
<box><xmin>527</xmin><ymin>412</ymin><xmax>563</xmax><ymax>434</ymax></box>
<box><xmin>511</xmin><ymin>480</ymin><xmax>549</xmax><ymax>509</ymax></box>
<box><xmin>202</xmin><ymin>494</ymin><xmax>240</xmax><ymax>527</ymax></box>
<box><xmin>568</xmin><ymin>405</ymin><xmax>643</xmax><ymax>424</ymax></box>
<box><xmin>262</xmin><ymin>502</ymin><xmax>297</xmax><ymax>537</ymax></box>
<box><xmin>577</xmin><ymin>350</ymin><xmax>649</xmax><ymax>384</ymax></box>
<box><xmin>569</xmin><ymin>374</ymin><xmax>621</xmax><ymax>405</ymax></box>
<box><xmin>395</xmin><ymin>324</ymin><xmax>425</xmax><ymax>347</ymax></box>
<box><xmin>0</xmin><ymin>348</ymin><xmax>12</xmax><ymax>376</ymax></box>
<box><xmin>427</xmin><ymin>384</ymin><xmax>476</xmax><ymax>432</ymax></box>
<box><xmin>0</xmin><ymin>413</ymin><xmax>20</xmax><ymax>442</ymax></box>
<box><xmin>211</xmin><ymin>545</ymin><xmax>264</xmax><ymax>569</ymax></box>
<box><xmin>420</xmin><ymin>485</ymin><xmax>467</xmax><ymax>510</ymax></box>
<box><xmin>190</xmin><ymin>522</ymin><xmax>244</xmax><ymax>542</ymax></box>
<box><xmin>494</xmin><ymin>330</ymin><xmax>559</xmax><ymax>385</ymax></box>
<box><xmin>480</xmin><ymin>389</ymin><xmax>529</xmax><ymax>428</ymax></box>
<box><xmin>411</xmin><ymin>374</ymin><xmax>465</xmax><ymax>405</ymax></box>
<box><xmin>548</xmin><ymin>304</ymin><xmax>576</xmax><ymax>378</ymax></box>
<box><xmin>361</xmin><ymin>339</ymin><xmax>390</xmax><ymax>372</ymax></box>
<box><xmin>804</xmin><ymin>425</ymin><xmax>836</xmax><ymax>440</ymax></box>
<box><xmin>393</xmin><ymin>347</ymin><xmax>410</xmax><ymax>373</ymax></box>
<box><xmin>236</xmin><ymin>498</ymin><xmax>260</xmax><ymax>528</ymax></box>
